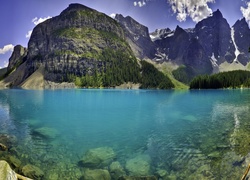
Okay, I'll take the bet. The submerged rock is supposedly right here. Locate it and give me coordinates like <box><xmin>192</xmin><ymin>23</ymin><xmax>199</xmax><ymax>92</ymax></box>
<box><xmin>155</xmin><ymin>169</ymin><xmax>168</xmax><ymax>178</ymax></box>
<box><xmin>0</xmin><ymin>134</ymin><xmax>17</xmax><ymax>147</ymax></box>
<box><xmin>0</xmin><ymin>160</ymin><xmax>17</xmax><ymax>180</ymax></box>
<box><xmin>80</xmin><ymin>147</ymin><xmax>116</xmax><ymax>168</ymax></box>
<box><xmin>82</xmin><ymin>168</ymin><xmax>111</xmax><ymax>180</ymax></box>
<box><xmin>0</xmin><ymin>143</ymin><xmax>7</xmax><ymax>151</ymax></box>
<box><xmin>109</xmin><ymin>161</ymin><xmax>126</xmax><ymax>179</ymax></box>
<box><xmin>8</xmin><ymin>156</ymin><xmax>21</xmax><ymax>169</ymax></box>
<box><xmin>207</xmin><ymin>152</ymin><xmax>221</xmax><ymax>159</ymax></box>
<box><xmin>118</xmin><ymin>176</ymin><xmax>157</xmax><ymax>180</ymax></box>
<box><xmin>33</xmin><ymin>127</ymin><xmax>59</xmax><ymax>139</ymax></box>
<box><xmin>125</xmin><ymin>155</ymin><xmax>151</xmax><ymax>176</ymax></box>
<box><xmin>22</xmin><ymin>164</ymin><xmax>44</xmax><ymax>179</ymax></box>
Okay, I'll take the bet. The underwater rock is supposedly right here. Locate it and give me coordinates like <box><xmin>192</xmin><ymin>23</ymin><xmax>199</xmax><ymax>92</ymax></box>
<box><xmin>207</xmin><ymin>152</ymin><xmax>220</xmax><ymax>159</ymax></box>
<box><xmin>82</xmin><ymin>168</ymin><xmax>111</xmax><ymax>180</ymax></box>
<box><xmin>0</xmin><ymin>160</ymin><xmax>17</xmax><ymax>180</ymax></box>
<box><xmin>155</xmin><ymin>169</ymin><xmax>168</xmax><ymax>178</ymax></box>
<box><xmin>21</xmin><ymin>164</ymin><xmax>44</xmax><ymax>179</ymax></box>
<box><xmin>80</xmin><ymin>147</ymin><xmax>116</xmax><ymax>168</ymax></box>
<box><xmin>0</xmin><ymin>134</ymin><xmax>17</xmax><ymax>147</ymax></box>
<box><xmin>182</xmin><ymin>115</ymin><xmax>198</xmax><ymax>122</ymax></box>
<box><xmin>216</xmin><ymin>144</ymin><xmax>230</xmax><ymax>149</ymax></box>
<box><xmin>118</xmin><ymin>176</ymin><xmax>157</xmax><ymax>180</ymax></box>
<box><xmin>125</xmin><ymin>155</ymin><xmax>151</xmax><ymax>176</ymax></box>
<box><xmin>32</xmin><ymin>127</ymin><xmax>59</xmax><ymax>139</ymax></box>
<box><xmin>0</xmin><ymin>143</ymin><xmax>7</xmax><ymax>151</ymax></box>
<box><xmin>109</xmin><ymin>161</ymin><xmax>126</xmax><ymax>179</ymax></box>
<box><xmin>8</xmin><ymin>156</ymin><xmax>21</xmax><ymax>169</ymax></box>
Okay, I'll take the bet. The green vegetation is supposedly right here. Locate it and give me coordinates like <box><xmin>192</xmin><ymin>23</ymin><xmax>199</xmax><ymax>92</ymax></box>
<box><xmin>64</xmin><ymin>58</ymin><xmax>175</xmax><ymax>89</ymax></box>
<box><xmin>140</xmin><ymin>61</ymin><xmax>174</xmax><ymax>89</ymax></box>
<box><xmin>190</xmin><ymin>70</ymin><xmax>250</xmax><ymax>89</ymax></box>
<box><xmin>172</xmin><ymin>65</ymin><xmax>197</xmax><ymax>84</ymax></box>
<box><xmin>64</xmin><ymin>48</ymin><xmax>141</xmax><ymax>88</ymax></box>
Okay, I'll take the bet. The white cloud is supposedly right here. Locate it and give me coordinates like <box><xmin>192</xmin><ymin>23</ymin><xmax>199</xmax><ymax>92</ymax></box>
<box><xmin>26</xmin><ymin>16</ymin><xmax>52</xmax><ymax>39</ymax></box>
<box><xmin>168</xmin><ymin>0</ymin><xmax>215</xmax><ymax>23</ymax></box>
<box><xmin>0</xmin><ymin>44</ymin><xmax>14</xmax><ymax>54</ymax></box>
<box><xmin>241</xmin><ymin>2</ymin><xmax>250</xmax><ymax>25</ymax></box>
<box><xmin>134</xmin><ymin>1</ymin><xmax>146</xmax><ymax>7</ymax></box>
<box><xmin>110</xmin><ymin>13</ymin><xmax>116</xmax><ymax>19</ymax></box>
<box><xmin>0</xmin><ymin>60</ymin><xmax>9</xmax><ymax>69</ymax></box>
<box><xmin>26</xmin><ymin>30</ymin><xmax>33</xmax><ymax>38</ymax></box>
<box><xmin>32</xmin><ymin>16</ymin><xmax>52</xmax><ymax>25</ymax></box>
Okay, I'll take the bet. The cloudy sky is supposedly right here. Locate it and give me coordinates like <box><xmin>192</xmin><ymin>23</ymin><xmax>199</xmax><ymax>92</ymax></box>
<box><xmin>0</xmin><ymin>0</ymin><xmax>250</xmax><ymax>68</ymax></box>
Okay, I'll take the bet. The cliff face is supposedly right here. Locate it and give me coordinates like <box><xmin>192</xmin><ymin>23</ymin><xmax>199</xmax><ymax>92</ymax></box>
<box><xmin>7</xmin><ymin>45</ymin><xmax>27</xmax><ymax>72</ymax></box>
<box><xmin>152</xmin><ymin>9</ymin><xmax>250</xmax><ymax>79</ymax></box>
<box><xmin>115</xmin><ymin>14</ymin><xmax>156</xmax><ymax>59</ymax></box>
<box><xmin>25</xmin><ymin>3</ymin><xmax>138</xmax><ymax>83</ymax></box>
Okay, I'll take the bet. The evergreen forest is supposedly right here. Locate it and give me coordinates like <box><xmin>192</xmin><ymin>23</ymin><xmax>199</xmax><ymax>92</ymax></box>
<box><xmin>190</xmin><ymin>70</ymin><xmax>250</xmax><ymax>89</ymax></box>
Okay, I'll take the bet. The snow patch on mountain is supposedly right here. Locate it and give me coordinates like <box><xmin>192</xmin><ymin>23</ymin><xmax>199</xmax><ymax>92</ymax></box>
<box><xmin>231</xmin><ymin>27</ymin><xmax>241</xmax><ymax>62</ymax></box>
<box><xmin>210</xmin><ymin>53</ymin><xmax>218</xmax><ymax>67</ymax></box>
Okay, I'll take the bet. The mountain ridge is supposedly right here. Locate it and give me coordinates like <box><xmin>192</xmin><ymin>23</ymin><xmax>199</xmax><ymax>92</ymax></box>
<box><xmin>1</xmin><ymin>5</ymin><xmax>250</xmax><ymax>89</ymax></box>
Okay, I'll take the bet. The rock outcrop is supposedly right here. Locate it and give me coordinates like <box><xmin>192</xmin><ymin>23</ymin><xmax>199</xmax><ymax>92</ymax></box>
<box><xmin>0</xmin><ymin>160</ymin><xmax>17</xmax><ymax>180</ymax></box>
<box><xmin>7</xmin><ymin>45</ymin><xmax>27</xmax><ymax>72</ymax></box>
<box><xmin>115</xmin><ymin>14</ymin><xmax>156</xmax><ymax>59</ymax></box>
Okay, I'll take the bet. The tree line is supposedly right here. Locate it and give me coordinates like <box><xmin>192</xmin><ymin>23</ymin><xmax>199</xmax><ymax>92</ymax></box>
<box><xmin>190</xmin><ymin>70</ymin><xmax>250</xmax><ymax>89</ymax></box>
<box><xmin>65</xmin><ymin>49</ymin><xmax>174</xmax><ymax>89</ymax></box>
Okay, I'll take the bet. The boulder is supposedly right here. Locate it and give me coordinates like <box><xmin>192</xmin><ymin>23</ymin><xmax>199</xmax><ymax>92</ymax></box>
<box><xmin>109</xmin><ymin>161</ymin><xmax>126</xmax><ymax>179</ymax></box>
<box><xmin>125</xmin><ymin>155</ymin><xmax>151</xmax><ymax>176</ymax></box>
<box><xmin>0</xmin><ymin>143</ymin><xmax>7</xmax><ymax>151</ymax></box>
<box><xmin>118</xmin><ymin>176</ymin><xmax>157</xmax><ymax>180</ymax></box>
<box><xmin>8</xmin><ymin>156</ymin><xmax>21</xmax><ymax>169</ymax></box>
<box><xmin>155</xmin><ymin>169</ymin><xmax>168</xmax><ymax>178</ymax></box>
<box><xmin>22</xmin><ymin>164</ymin><xmax>44</xmax><ymax>179</ymax></box>
<box><xmin>80</xmin><ymin>147</ymin><xmax>116</xmax><ymax>168</ymax></box>
<box><xmin>82</xmin><ymin>168</ymin><xmax>111</xmax><ymax>180</ymax></box>
<box><xmin>0</xmin><ymin>160</ymin><xmax>17</xmax><ymax>180</ymax></box>
<box><xmin>32</xmin><ymin>127</ymin><xmax>59</xmax><ymax>139</ymax></box>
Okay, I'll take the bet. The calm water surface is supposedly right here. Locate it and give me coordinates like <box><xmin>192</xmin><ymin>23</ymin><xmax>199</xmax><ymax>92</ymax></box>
<box><xmin>0</xmin><ymin>89</ymin><xmax>250</xmax><ymax>179</ymax></box>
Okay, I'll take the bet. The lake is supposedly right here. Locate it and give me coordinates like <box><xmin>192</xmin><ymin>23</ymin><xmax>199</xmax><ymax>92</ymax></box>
<box><xmin>0</xmin><ymin>89</ymin><xmax>250</xmax><ymax>179</ymax></box>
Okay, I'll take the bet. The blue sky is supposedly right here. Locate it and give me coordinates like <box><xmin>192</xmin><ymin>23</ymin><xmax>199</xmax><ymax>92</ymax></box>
<box><xmin>0</xmin><ymin>0</ymin><xmax>250</xmax><ymax>68</ymax></box>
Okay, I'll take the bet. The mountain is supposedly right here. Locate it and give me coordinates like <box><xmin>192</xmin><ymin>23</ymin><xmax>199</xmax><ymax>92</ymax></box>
<box><xmin>232</xmin><ymin>18</ymin><xmax>250</xmax><ymax>65</ymax></box>
<box><xmin>151</xmin><ymin>9</ymin><xmax>250</xmax><ymax>82</ymax></box>
<box><xmin>1</xmin><ymin>5</ymin><xmax>250</xmax><ymax>89</ymax></box>
<box><xmin>115</xmin><ymin>14</ymin><xmax>156</xmax><ymax>59</ymax></box>
<box><xmin>1</xmin><ymin>3</ymin><xmax>141</xmax><ymax>88</ymax></box>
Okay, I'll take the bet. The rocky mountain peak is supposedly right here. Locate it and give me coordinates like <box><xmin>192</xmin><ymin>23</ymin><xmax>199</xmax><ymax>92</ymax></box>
<box><xmin>213</xmin><ymin>9</ymin><xmax>223</xmax><ymax>19</ymax></box>
<box><xmin>60</xmin><ymin>3</ymin><xmax>94</xmax><ymax>15</ymax></box>
<box><xmin>7</xmin><ymin>45</ymin><xmax>27</xmax><ymax>72</ymax></box>
<box><xmin>174</xmin><ymin>25</ymin><xmax>187</xmax><ymax>37</ymax></box>
<box><xmin>115</xmin><ymin>14</ymin><xmax>149</xmax><ymax>37</ymax></box>
<box><xmin>233</xmin><ymin>18</ymin><xmax>249</xmax><ymax>29</ymax></box>
<box><xmin>115</xmin><ymin>14</ymin><xmax>155</xmax><ymax>59</ymax></box>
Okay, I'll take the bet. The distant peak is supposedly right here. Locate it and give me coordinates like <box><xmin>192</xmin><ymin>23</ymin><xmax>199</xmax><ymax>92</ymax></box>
<box><xmin>233</xmin><ymin>17</ymin><xmax>248</xmax><ymax>28</ymax></box>
<box><xmin>213</xmin><ymin>9</ymin><xmax>223</xmax><ymax>18</ymax></box>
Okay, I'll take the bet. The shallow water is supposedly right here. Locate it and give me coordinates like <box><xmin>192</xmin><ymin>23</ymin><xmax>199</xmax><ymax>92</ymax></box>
<box><xmin>0</xmin><ymin>89</ymin><xmax>250</xmax><ymax>179</ymax></box>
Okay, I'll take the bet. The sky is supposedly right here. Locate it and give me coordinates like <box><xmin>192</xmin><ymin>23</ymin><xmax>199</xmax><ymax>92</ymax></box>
<box><xmin>0</xmin><ymin>0</ymin><xmax>250</xmax><ymax>68</ymax></box>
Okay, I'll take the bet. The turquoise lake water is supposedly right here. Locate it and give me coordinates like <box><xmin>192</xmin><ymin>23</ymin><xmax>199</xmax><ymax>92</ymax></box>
<box><xmin>0</xmin><ymin>89</ymin><xmax>250</xmax><ymax>179</ymax></box>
